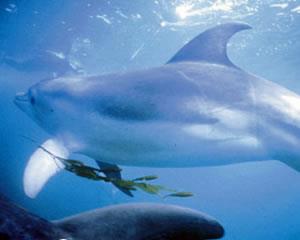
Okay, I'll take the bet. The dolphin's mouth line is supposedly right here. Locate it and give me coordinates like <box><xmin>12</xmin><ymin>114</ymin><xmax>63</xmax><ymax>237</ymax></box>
<box><xmin>15</xmin><ymin>92</ymin><xmax>29</xmax><ymax>102</ymax></box>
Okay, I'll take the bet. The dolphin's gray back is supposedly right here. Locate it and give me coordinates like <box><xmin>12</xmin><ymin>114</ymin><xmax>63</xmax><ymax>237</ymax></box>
<box><xmin>55</xmin><ymin>62</ymin><xmax>254</xmax><ymax>125</ymax></box>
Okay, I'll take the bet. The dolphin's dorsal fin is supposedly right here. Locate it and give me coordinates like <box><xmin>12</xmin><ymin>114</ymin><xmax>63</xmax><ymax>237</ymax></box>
<box><xmin>167</xmin><ymin>22</ymin><xmax>251</xmax><ymax>67</ymax></box>
<box><xmin>23</xmin><ymin>139</ymin><xmax>69</xmax><ymax>198</ymax></box>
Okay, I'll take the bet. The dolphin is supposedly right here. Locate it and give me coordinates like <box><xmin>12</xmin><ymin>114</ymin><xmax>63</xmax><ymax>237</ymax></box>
<box><xmin>14</xmin><ymin>22</ymin><xmax>300</xmax><ymax>198</ymax></box>
<box><xmin>0</xmin><ymin>194</ymin><xmax>224</xmax><ymax>240</ymax></box>
<box><xmin>2</xmin><ymin>50</ymin><xmax>80</xmax><ymax>77</ymax></box>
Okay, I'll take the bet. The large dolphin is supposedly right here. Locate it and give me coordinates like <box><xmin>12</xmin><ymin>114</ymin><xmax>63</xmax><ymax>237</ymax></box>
<box><xmin>14</xmin><ymin>22</ymin><xmax>300</xmax><ymax>198</ymax></box>
<box><xmin>0</xmin><ymin>194</ymin><xmax>224</xmax><ymax>239</ymax></box>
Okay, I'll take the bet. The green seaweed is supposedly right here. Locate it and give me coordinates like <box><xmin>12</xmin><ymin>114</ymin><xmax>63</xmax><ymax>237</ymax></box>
<box><xmin>132</xmin><ymin>175</ymin><xmax>159</xmax><ymax>181</ymax></box>
<box><xmin>36</xmin><ymin>144</ymin><xmax>193</xmax><ymax>199</ymax></box>
<box><xmin>163</xmin><ymin>192</ymin><xmax>194</xmax><ymax>199</ymax></box>
<box><xmin>134</xmin><ymin>182</ymin><xmax>164</xmax><ymax>195</ymax></box>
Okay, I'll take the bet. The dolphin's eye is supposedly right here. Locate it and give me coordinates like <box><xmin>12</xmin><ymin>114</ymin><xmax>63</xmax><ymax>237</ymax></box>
<box><xmin>30</xmin><ymin>96</ymin><xmax>36</xmax><ymax>105</ymax></box>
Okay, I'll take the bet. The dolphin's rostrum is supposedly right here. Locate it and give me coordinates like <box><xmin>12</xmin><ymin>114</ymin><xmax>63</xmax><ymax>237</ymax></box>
<box><xmin>15</xmin><ymin>22</ymin><xmax>300</xmax><ymax>198</ymax></box>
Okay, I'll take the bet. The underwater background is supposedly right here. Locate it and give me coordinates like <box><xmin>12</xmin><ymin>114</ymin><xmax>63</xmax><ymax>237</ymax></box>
<box><xmin>1</xmin><ymin>0</ymin><xmax>300</xmax><ymax>239</ymax></box>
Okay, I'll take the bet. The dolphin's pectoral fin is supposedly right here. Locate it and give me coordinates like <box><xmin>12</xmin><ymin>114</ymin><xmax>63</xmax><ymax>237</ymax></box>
<box><xmin>23</xmin><ymin>139</ymin><xmax>69</xmax><ymax>198</ymax></box>
<box><xmin>167</xmin><ymin>22</ymin><xmax>251</xmax><ymax>67</ymax></box>
<box><xmin>96</xmin><ymin>161</ymin><xmax>134</xmax><ymax>197</ymax></box>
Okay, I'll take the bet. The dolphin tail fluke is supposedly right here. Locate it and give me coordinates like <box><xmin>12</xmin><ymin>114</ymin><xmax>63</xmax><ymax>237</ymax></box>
<box><xmin>96</xmin><ymin>161</ymin><xmax>134</xmax><ymax>197</ymax></box>
<box><xmin>23</xmin><ymin>139</ymin><xmax>69</xmax><ymax>198</ymax></box>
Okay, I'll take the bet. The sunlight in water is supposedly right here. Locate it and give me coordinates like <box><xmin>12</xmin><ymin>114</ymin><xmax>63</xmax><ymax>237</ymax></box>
<box><xmin>175</xmin><ymin>0</ymin><xmax>249</xmax><ymax>20</ymax></box>
<box><xmin>159</xmin><ymin>0</ymin><xmax>258</xmax><ymax>28</ymax></box>
<box><xmin>175</xmin><ymin>2</ymin><xmax>194</xmax><ymax>19</ymax></box>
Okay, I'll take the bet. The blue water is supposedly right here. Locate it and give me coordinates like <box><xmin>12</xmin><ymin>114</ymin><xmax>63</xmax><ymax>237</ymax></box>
<box><xmin>1</xmin><ymin>0</ymin><xmax>300</xmax><ymax>239</ymax></box>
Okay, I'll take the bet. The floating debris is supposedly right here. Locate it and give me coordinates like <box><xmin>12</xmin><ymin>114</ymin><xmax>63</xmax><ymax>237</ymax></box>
<box><xmin>96</xmin><ymin>14</ymin><xmax>112</xmax><ymax>24</ymax></box>
<box><xmin>130</xmin><ymin>43</ymin><xmax>145</xmax><ymax>60</ymax></box>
